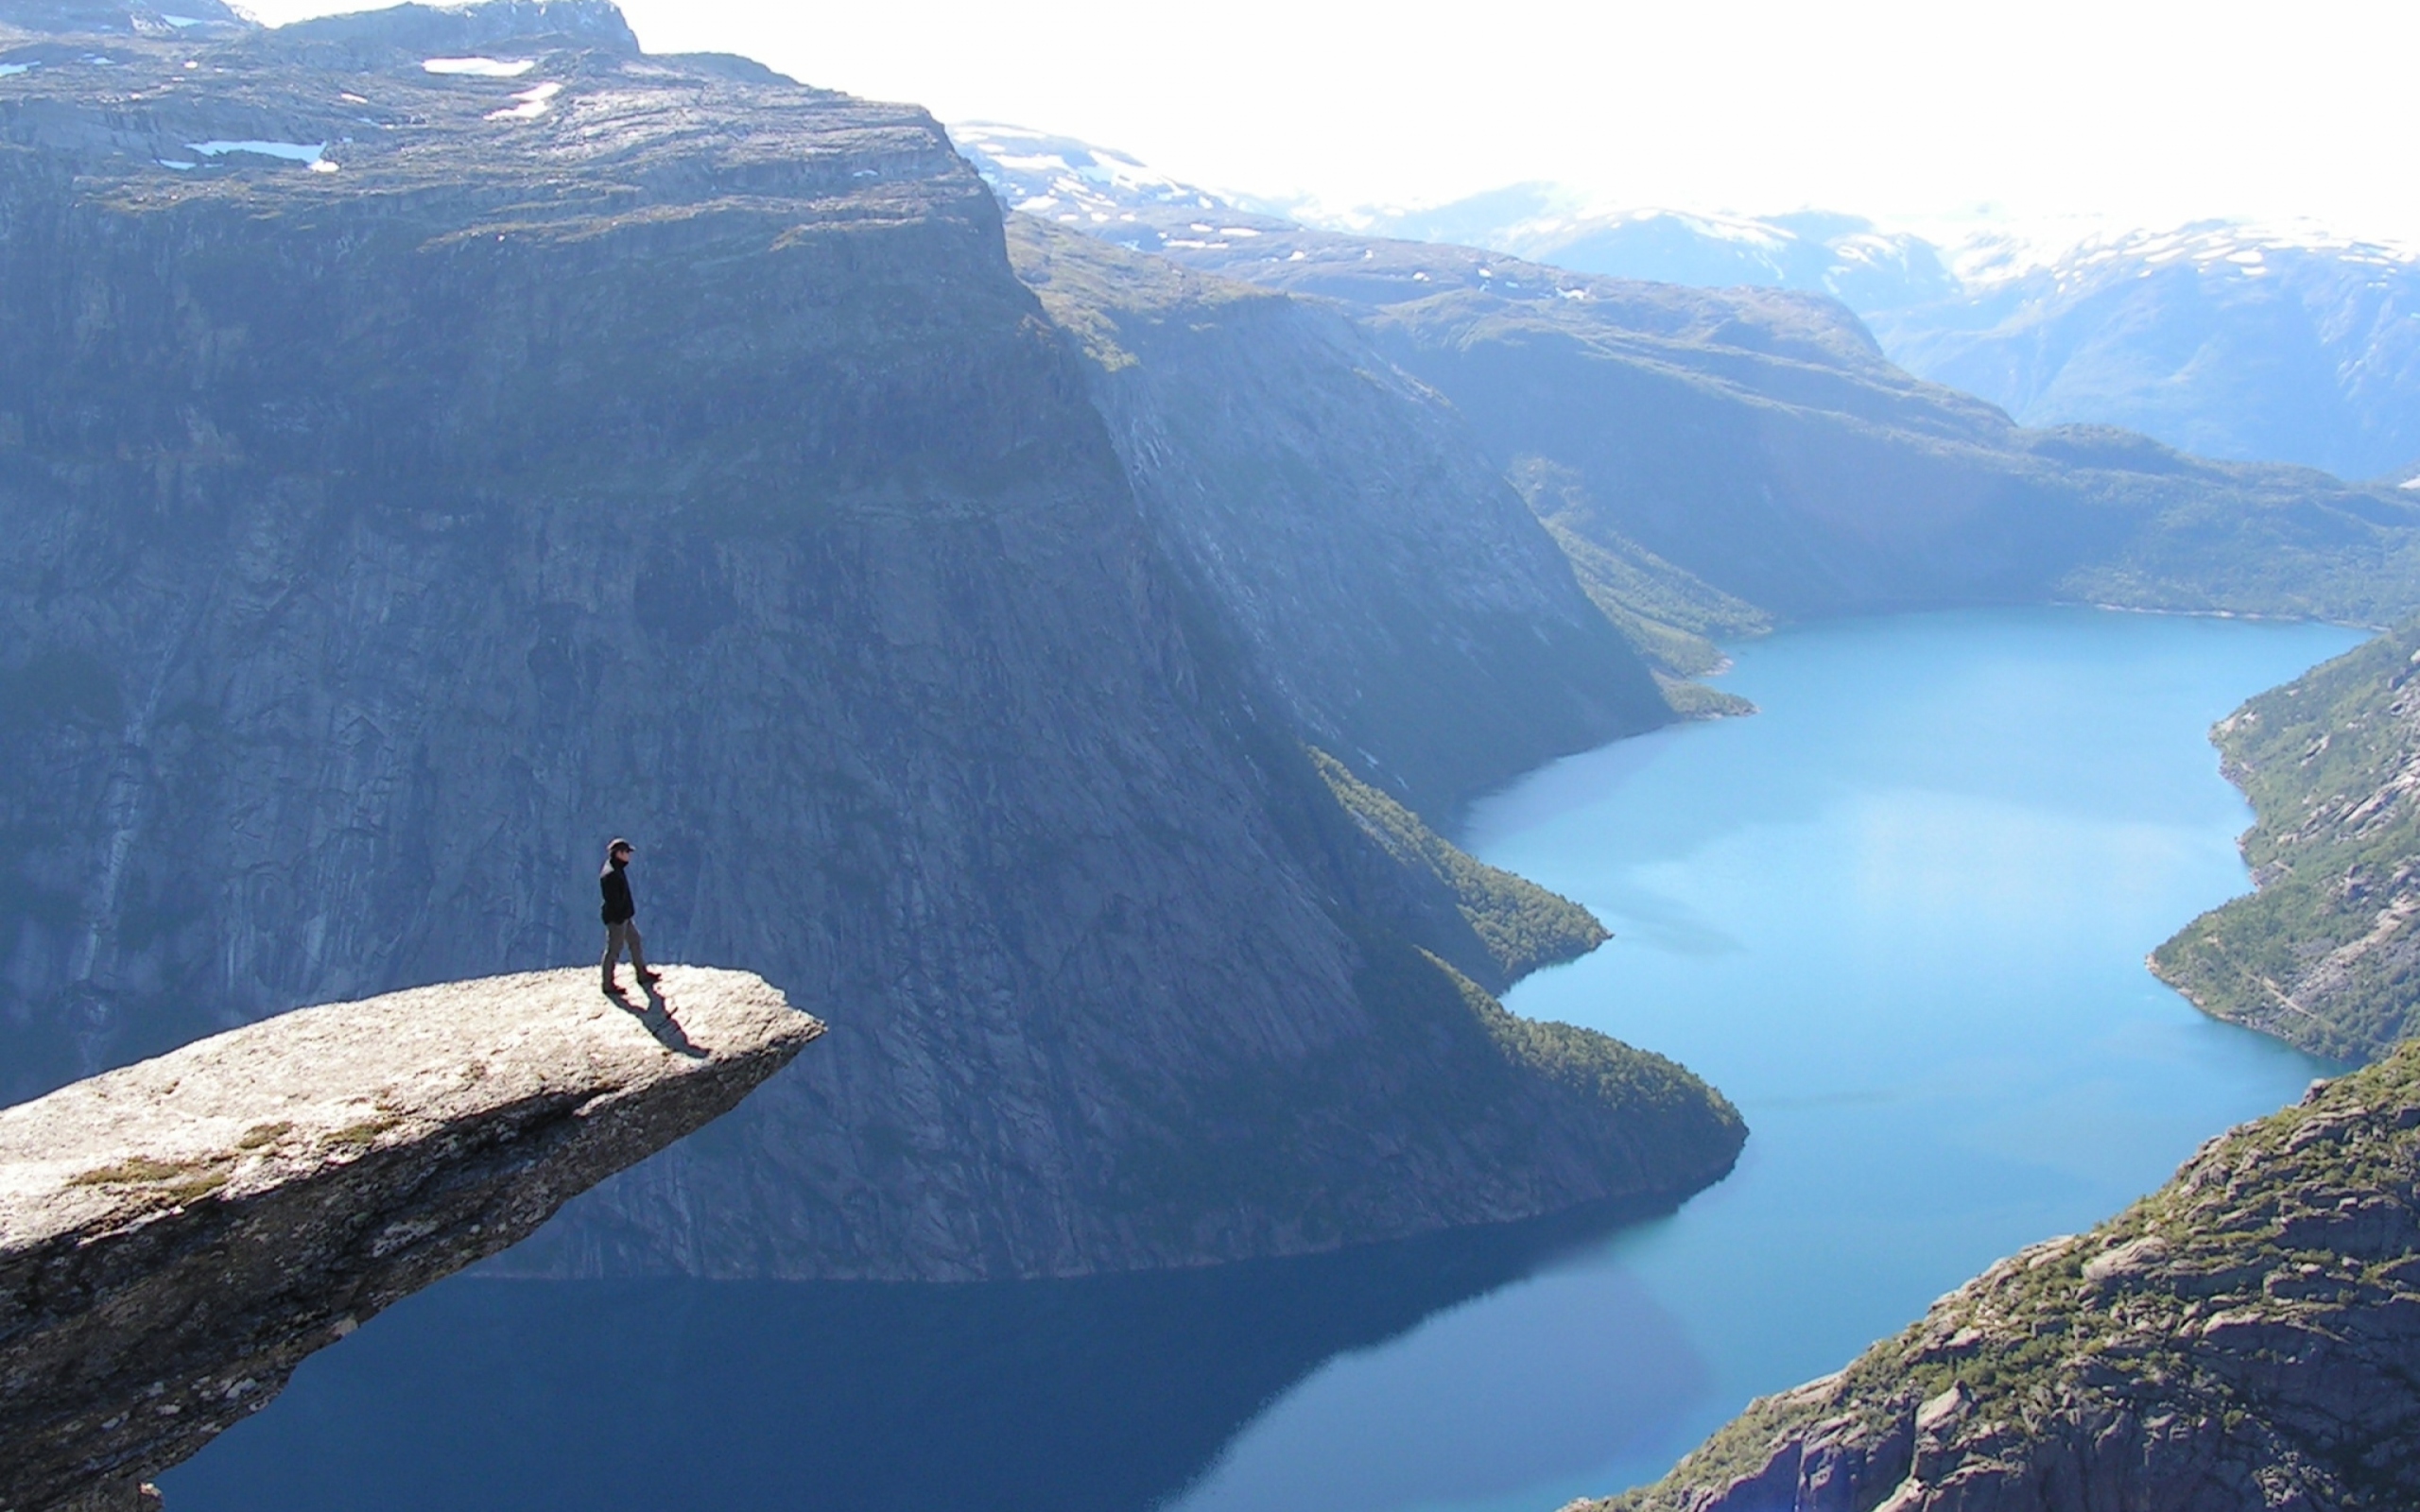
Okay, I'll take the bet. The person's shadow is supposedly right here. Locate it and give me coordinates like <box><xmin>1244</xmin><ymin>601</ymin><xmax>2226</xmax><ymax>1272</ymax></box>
<box><xmin>606</xmin><ymin>978</ymin><xmax>708</xmax><ymax>1059</ymax></box>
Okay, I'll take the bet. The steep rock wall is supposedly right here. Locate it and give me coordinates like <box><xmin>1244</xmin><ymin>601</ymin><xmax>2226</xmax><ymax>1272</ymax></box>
<box><xmin>1007</xmin><ymin>215</ymin><xmax>1669</xmax><ymax>819</ymax></box>
<box><xmin>0</xmin><ymin>9</ymin><xmax>1742</xmax><ymax>1281</ymax></box>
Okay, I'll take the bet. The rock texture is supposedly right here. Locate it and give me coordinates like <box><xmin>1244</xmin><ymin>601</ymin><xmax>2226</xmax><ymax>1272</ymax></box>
<box><xmin>2152</xmin><ymin>620</ymin><xmax>2420</xmax><ymax>1061</ymax></box>
<box><xmin>0</xmin><ymin>1</ymin><xmax>1743</xmax><ymax>1281</ymax></box>
<box><xmin>0</xmin><ymin>965</ymin><xmax>821</xmax><ymax>1512</ymax></box>
<box><xmin>1595</xmin><ymin>1040</ymin><xmax>2420</xmax><ymax>1512</ymax></box>
<box><xmin>1006</xmin><ymin>215</ymin><xmax>1675</xmax><ymax>817</ymax></box>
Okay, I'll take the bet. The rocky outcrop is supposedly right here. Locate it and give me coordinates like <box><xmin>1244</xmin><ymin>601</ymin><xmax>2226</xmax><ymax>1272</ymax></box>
<box><xmin>2152</xmin><ymin>619</ymin><xmax>2420</xmax><ymax>1061</ymax></box>
<box><xmin>0</xmin><ymin>3</ymin><xmax>1742</xmax><ymax>1282</ymax></box>
<box><xmin>0</xmin><ymin>965</ymin><xmax>820</xmax><ymax>1512</ymax></box>
<box><xmin>1594</xmin><ymin>1040</ymin><xmax>2420</xmax><ymax>1512</ymax></box>
<box><xmin>1006</xmin><ymin>215</ymin><xmax>1673</xmax><ymax>818</ymax></box>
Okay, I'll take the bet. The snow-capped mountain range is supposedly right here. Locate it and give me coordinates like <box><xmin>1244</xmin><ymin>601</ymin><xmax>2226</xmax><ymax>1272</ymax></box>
<box><xmin>948</xmin><ymin>124</ymin><xmax>2420</xmax><ymax>482</ymax></box>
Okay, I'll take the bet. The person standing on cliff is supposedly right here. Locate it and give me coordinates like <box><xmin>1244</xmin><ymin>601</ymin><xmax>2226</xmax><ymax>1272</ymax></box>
<box><xmin>599</xmin><ymin>838</ymin><xmax>659</xmax><ymax>994</ymax></box>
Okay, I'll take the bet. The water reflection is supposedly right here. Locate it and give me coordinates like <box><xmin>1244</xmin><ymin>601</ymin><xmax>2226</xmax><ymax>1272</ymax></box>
<box><xmin>164</xmin><ymin>1198</ymin><xmax>1685</xmax><ymax>1512</ymax></box>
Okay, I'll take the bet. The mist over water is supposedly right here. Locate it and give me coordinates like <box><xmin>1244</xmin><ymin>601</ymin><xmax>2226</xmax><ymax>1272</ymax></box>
<box><xmin>167</xmin><ymin>608</ymin><xmax>2363</xmax><ymax>1512</ymax></box>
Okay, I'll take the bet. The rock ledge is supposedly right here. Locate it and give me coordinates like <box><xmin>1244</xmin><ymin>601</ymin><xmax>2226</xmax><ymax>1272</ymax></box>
<box><xmin>0</xmin><ymin>966</ymin><xmax>821</xmax><ymax>1512</ymax></box>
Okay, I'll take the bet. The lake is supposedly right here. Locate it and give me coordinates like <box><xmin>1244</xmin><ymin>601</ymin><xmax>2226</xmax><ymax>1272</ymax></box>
<box><xmin>164</xmin><ymin>607</ymin><xmax>2363</xmax><ymax>1512</ymax></box>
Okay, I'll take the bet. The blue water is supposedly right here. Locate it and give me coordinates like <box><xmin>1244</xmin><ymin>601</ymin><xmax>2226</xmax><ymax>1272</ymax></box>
<box><xmin>1167</xmin><ymin>607</ymin><xmax>2360</xmax><ymax>1512</ymax></box>
<box><xmin>166</xmin><ymin>607</ymin><xmax>2361</xmax><ymax>1512</ymax></box>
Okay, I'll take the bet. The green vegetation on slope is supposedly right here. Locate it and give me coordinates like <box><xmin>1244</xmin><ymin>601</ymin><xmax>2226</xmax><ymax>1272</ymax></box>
<box><xmin>1512</xmin><ymin>457</ymin><xmax>1771</xmax><ymax>686</ymax></box>
<box><xmin>1309</xmin><ymin>747</ymin><xmax>1607</xmax><ymax>984</ymax></box>
<box><xmin>1347</xmin><ymin>931</ymin><xmax>1747</xmax><ymax>1208</ymax></box>
<box><xmin>2152</xmin><ymin>620</ymin><xmax>2420</xmax><ymax>1061</ymax></box>
<box><xmin>1602</xmin><ymin>1040</ymin><xmax>2420</xmax><ymax>1511</ymax></box>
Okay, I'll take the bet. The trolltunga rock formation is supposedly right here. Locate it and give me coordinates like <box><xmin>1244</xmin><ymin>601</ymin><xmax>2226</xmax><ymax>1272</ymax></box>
<box><xmin>0</xmin><ymin>965</ymin><xmax>821</xmax><ymax>1512</ymax></box>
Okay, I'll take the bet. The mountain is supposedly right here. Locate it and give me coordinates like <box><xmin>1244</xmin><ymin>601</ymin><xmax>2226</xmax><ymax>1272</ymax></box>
<box><xmin>1339</xmin><ymin>188</ymin><xmax>1962</xmax><ymax>317</ymax></box>
<box><xmin>1004</xmin><ymin>215</ymin><xmax>1681</xmax><ymax>814</ymax></box>
<box><xmin>1119</xmin><ymin>224</ymin><xmax>2420</xmax><ymax>627</ymax></box>
<box><xmin>948</xmin><ymin>121</ymin><xmax>1247</xmax><ymax>224</ymax></box>
<box><xmin>1335</xmin><ymin>196</ymin><xmax>2420</xmax><ymax>485</ymax></box>
<box><xmin>1339</xmin><ymin>193</ymin><xmax>2420</xmax><ymax>485</ymax></box>
<box><xmin>952</xmin><ymin>135</ymin><xmax>2420</xmax><ymax>486</ymax></box>
<box><xmin>1599</xmin><ymin>1040</ymin><xmax>2420</xmax><ymax>1512</ymax></box>
<box><xmin>0</xmin><ymin>0</ymin><xmax>1745</xmax><ymax>1280</ymax></box>
<box><xmin>950</xmin><ymin>129</ymin><xmax>2420</xmax><ymax>629</ymax></box>
<box><xmin>1869</xmin><ymin>224</ymin><xmax>2420</xmax><ymax>484</ymax></box>
<box><xmin>2152</xmin><ymin>620</ymin><xmax>2420</xmax><ymax>1062</ymax></box>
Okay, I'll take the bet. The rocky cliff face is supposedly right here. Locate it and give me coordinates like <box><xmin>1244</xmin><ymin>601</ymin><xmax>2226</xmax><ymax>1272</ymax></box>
<box><xmin>0</xmin><ymin>965</ymin><xmax>819</xmax><ymax>1512</ymax></box>
<box><xmin>2152</xmin><ymin>621</ymin><xmax>2420</xmax><ymax>1061</ymax></box>
<box><xmin>1598</xmin><ymin>1042</ymin><xmax>2420</xmax><ymax>1512</ymax></box>
<box><xmin>0</xmin><ymin>2</ymin><xmax>1742</xmax><ymax>1281</ymax></box>
<box><xmin>1006</xmin><ymin>216</ymin><xmax>1672</xmax><ymax>818</ymax></box>
<box><xmin>1138</xmin><ymin>224</ymin><xmax>2420</xmax><ymax>627</ymax></box>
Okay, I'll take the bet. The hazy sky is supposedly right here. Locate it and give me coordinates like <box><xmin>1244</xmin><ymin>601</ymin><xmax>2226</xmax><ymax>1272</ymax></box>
<box><xmin>245</xmin><ymin>0</ymin><xmax>2420</xmax><ymax>243</ymax></box>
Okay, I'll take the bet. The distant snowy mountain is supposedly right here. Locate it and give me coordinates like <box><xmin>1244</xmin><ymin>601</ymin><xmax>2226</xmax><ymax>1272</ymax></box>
<box><xmin>946</xmin><ymin>122</ymin><xmax>1242</xmax><ymax>226</ymax></box>
<box><xmin>1332</xmin><ymin>188</ymin><xmax>1962</xmax><ymax>316</ymax></box>
<box><xmin>1872</xmin><ymin>224</ymin><xmax>2420</xmax><ymax>481</ymax></box>
<box><xmin>947</xmin><ymin>124</ymin><xmax>2420</xmax><ymax>481</ymax></box>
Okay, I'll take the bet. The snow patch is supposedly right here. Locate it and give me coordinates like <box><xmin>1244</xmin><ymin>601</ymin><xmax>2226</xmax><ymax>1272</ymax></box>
<box><xmin>423</xmin><ymin>56</ymin><xmax>534</xmax><ymax>77</ymax></box>
<box><xmin>484</xmin><ymin>80</ymin><xmax>561</xmax><ymax>121</ymax></box>
<box><xmin>0</xmin><ymin>62</ymin><xmax>31</xmax><ymax>77</ymax></box>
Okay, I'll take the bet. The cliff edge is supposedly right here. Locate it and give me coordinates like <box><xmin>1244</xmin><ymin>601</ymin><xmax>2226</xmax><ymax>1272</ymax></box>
<box><xmin>0</xmin><ymin>966</ymin><xmax>821</xmax><ymax>1512</ymax></box>
<box><xmin>1594</xmin><ymin>1040</ymin><xmax>2420</xmax><ymax>1512</ymax></box>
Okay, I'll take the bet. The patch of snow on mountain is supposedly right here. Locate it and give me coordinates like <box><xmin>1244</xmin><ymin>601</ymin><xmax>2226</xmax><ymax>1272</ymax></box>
<box><xmin>423</xmin><ymin>57</ymin><xmax>534</xmax><ymax>77</ymax></box>
<box><xmin>486</xmin><ymin>81</ymin><xmax>562</xmax><ymax>121</ymax></box>
<box><xmin>948</xmin><ymin>122</ymin><xmax>1248</xmax><ymax>224</ymax></box>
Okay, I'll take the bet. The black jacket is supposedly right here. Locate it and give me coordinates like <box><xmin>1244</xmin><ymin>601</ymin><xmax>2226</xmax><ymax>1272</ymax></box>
<box><xmin>599</xmin><ymin>862</ymin><xmax>635</xmax><ymax>925</ymax></box>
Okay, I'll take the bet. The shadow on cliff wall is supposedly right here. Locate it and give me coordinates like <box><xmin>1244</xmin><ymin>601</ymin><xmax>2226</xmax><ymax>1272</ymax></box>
<box><xmin>161</xmin><ymin>1196</ymin><xmax>1699</xmax><ymax>1512</ymax></box>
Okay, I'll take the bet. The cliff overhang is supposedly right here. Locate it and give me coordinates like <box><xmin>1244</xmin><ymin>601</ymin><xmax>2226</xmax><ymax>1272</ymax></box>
<box><xmin>0</xmin><ymin>965</ymin><xmax>821</xmax><ymax>1512</ymax></box>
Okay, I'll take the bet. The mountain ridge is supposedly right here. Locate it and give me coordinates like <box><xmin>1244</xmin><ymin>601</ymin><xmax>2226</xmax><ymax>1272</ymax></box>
<box><xmin>950</xmin><ymin>128</ymin><xmax>2420</xmax><ymax>483</ymax></box>
<box><xmin>0</xmin><ymin>0</ymin><xmax>1745</xmax><ymax>1285</ymax></box>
